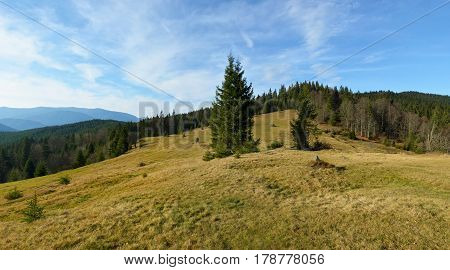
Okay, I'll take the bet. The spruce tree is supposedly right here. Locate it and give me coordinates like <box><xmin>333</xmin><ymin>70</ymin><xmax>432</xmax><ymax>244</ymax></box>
<box><xmin>291</xmin><ymin>98</ymin><xmax>318</xmax><ymax>150</ymax></box>
<box><xmin>327</xmin><ymin>89</ymin><xmax>341</xmax><ymax>126</ymax></box>
<box><xmin>74</xmin><ymin>150</ymin><xmax>86</xmax><ymax>168</ymax></box>
<box><xmin>23</xmin><ymin>159</ymin><xmax>35</xmax><ymax>179</ymax></box>
<box><xmin>34</xmin><ymin>162</ymin><xmax>48</xmax><ymax>177</ymax></box>
<box><xmin>210</xmin><ymin>54</ymin><xmax>256</xmax><ymax>156</ymax></box>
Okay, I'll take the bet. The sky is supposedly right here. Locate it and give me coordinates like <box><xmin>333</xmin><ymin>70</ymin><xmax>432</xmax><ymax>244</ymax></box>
<box><xmin>0</xmin><ymin>0</ymin><xmax>449</xmax><ymax>116</ymax></box>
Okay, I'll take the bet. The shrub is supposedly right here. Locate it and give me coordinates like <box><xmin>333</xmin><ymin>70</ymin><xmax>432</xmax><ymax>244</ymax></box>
<box><xmin>311</xmin><ymin>141</ymin><xmax>332</xmax><ymax>151</ymax></box>
<box><xmin>382</xmin><ymin>138</ymin><xmax>394</xmax><ymax>147</ymax></box>
<box><xmin>267</xmin><ymin>140</ymin><xmax>284</xmax><ymax>150</ymax></box>
<box><xmin>58</xmin><ymin>176</ymin><xmax>71</xmax><ymax>185</ymax></box>
<box><xmin>143</xmin><ymin>173</ymin><xmax>148</xmax><ymax>178</ymax></box>
<box><xmin>234</xmin><ymin>152</ymin><xmax>241</xmax><ymax>159</ymax></box>
<box><xmin>271</xmin><ymin>123</ymin><xmax>277</xmax><ymax>127</ymax></box>
<box><xmin>413</xmin><ymin>142</ymin><xmax>426</xmax><ymax>154</ymax></box>
<box><xmin>238</xmin><ymin>139</ymin><xmax>260</xmax><ymax>154</ymax></box>
<box><xmin>404</xmin><ymin>132</ymin><xmax>418</xmax><ymax>152</ymax></box>
<box><xmin>348</xmin><ymin>130</ymin><xmax>357</xmax><ymax>140</ymax></box>
<box><xmin>203</xmin><ymin>151</ymin><xmax>215</xmax><ymax>161</ymax></box>
<box><xmin>23</xmin><ymin>193</ymin><xmax>44</xmax><ymax>223</ymax></box>
<box><xmin>4</xmin><ymin>187</ymin><xmax>23</xmax><ymax>200</ymax></box>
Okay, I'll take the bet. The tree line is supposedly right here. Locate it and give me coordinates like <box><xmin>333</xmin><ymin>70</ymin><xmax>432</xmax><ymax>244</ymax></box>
<box><xmin>138</xmin><ymin>78</ymin><xmax>449</xmax><ymax>154</ymax></box>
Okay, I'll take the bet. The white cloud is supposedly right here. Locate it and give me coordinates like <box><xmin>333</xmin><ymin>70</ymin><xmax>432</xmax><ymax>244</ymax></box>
<box><xmin>75</xmin><ymin>64</ymin><xmax>103</xmax><ymax>83</ymax></box>
<box><xmin>286</xmin><ymin>0</ymin><xmax>356</xmax><ymax>55</ymax></box>
<box><xmin>0</xmin><ymin>0</ymin><xmax>362</xmax><ymax>114</ymax></box>
<box><xmin>0</xmin><ymin>15</ymin><xmax>65</xmax><ymax>70</ymax></box>
<box><xmin>285</xmin><ymin>0</ymin><xmax>358</xmax><ymax>83</ymax></box>
<box><xmin>240</xmin><ymin>31</ymin><xmax>254</xmax><ymax>48</ymax></box>
<box><xmin>362</xmin><ymin>52</ymin><xmax>385</xmax><ymax>64</ymax></box>
<box><xmin>0</xmin><ymin>71</ymin><xmax>149</xmax><ymax>116</ymax></box>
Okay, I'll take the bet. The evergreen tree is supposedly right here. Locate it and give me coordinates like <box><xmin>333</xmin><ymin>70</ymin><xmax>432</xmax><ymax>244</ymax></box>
<box><xmin>87</xmin><ymin>143</ymin><xmax>95</xmax><ymax>155</ymax></box>
<box><xmin>210</xmin><ymin>54</ymin><xmax>256</xmax><ymax>156</ymax></box>
<box><xmin>23</xmin><ymin>159</ymin><xmax>35</xmax><ymax>179</ymax></box>
<box><xmin>42</xmin><ymin>139</ymin><xmax>51</xmax><ymax>160</ymax></box>
<box><xmin>34</xmin><ymin>162</ymin><xmax>48</xmax><ymax>177</ymax></box>
<box><xmin>74</xmin><ymin>150</ymin><xmax>86</xmax><ymax>168</ymax></box>
<box><xmin>328</xmin><ymin>89</ymin><xmax>341</xmax><ymax>125</ymax></box>
<box><xmin>0</xmin><ymin>148</ymin><xmax>11</xmax><ymax>183</ymax></box>
<box><xmin>291</xmin><ymin>98</ymin><xmax>318</xmax><ymax>150</ymax></box>
<box><xmin>98</xmin><ymin>152</ymin><xmax>105</xmax><ymax>162</ymax></box>
<box><xmin>23</xmin><ymin>193</ymin><xmax>44</xmax><ymax>223</ymax></box>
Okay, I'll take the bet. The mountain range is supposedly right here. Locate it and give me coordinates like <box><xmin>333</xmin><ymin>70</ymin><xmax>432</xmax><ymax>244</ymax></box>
<box><xmin>0</xmin><ymin>107</ymin><xmax>138</xmax><ymax>131</ymax></box>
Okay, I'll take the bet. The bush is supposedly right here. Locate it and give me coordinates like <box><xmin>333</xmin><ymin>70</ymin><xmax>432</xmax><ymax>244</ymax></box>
<box><xmin>203</xmin><ymin>151</ymin><xmax>215</xmax><ymax>161</ymax></box>
<box><xmin>347</xmin><ymin>130</ymin><xmax>357</xmax><ymax>140</ymax></box>
<box><xmin>138</xmin><ymin>162</ymin><xmax>146</xmax><ymax>167</ymax></box>
<box><xmin>311</xmin><ymin>141</ymin><xmax>332</xmax><ymax>151</ymax></box>
<box><xmin>23</xmin><ymin>193</ymin><xmax>44</xmax><ymax>223</ymax></box>
<box><xmin>382</xmin><ymin>138</ymin><xmax>395</xmax><ymax>147</ymax></box>
<box><xmin>234</xmin><ymin>152</ymin><xmax>241</xmax><ymax>159</ymax></box>
<box><xmin>404</xmin><ymin>132</ymin><xmax>418</xmax><ymax>152</ymax></box>
<box><xmin>58</xmin><ymin>176</ymin><xmax>71</xmax><ymax>185</ymax></box>
<box><xmin>4</xmin><ymin>187</ymin><xmax>23</xmax><ymax>200</ymax></box>
<box><xmin>143</xmin><ymin>173</ymin><xmax>148</xmax><ymax>178</ymax></box>
<box><xmin>238</xmin><ymin>139</ymin><xmax>260</xmax><ymax>154</ymax></box>
<box><xmin>413</xmin><ymin>142</ymin><xmax>426</xmax><ymax>154</ymax></box>
<box><xmin>267</xmin><ymin>140</ymin><xmax>284</xmax><ymax>150</ymax></box>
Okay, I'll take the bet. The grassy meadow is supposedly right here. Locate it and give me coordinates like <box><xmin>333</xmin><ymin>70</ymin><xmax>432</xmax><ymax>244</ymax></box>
<box><xmin>0</xmin><ymin>110</ymin><xmax>449</xmax><ymax>249</ymax></box>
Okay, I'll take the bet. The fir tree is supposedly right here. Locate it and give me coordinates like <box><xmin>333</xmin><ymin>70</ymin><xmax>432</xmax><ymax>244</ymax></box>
<box><xmin>291</xmin><ymin>98</ymin><xmax>318</xmax><ymax>150</ymax></box>
<box><xmin>327</xmin><ymin>89</ymin><xmax>341</xmax><ymax>126</ymax></box>
<box><xmin>74</xmin><ymin>150</ymin><xmax>86</xmax><ymax>168</ymax></box>
<box><xmin>23</xmin><ymin>159</ymin><xmax>35</xmax><ymax>179</ymax></box>
<box><xmin>22</xmin><ymin>193</ymin><xmax>44</xmax><ymax>223</ymax></box>
<box><xmin>210</xmin><ymin>54</ymin><xmax>256</xmax><ymax>156</ymax></box>
<box><xmin>34</xmin><ymin>162</ymin><xmax>48</xmax><ymax>177</ymax></box>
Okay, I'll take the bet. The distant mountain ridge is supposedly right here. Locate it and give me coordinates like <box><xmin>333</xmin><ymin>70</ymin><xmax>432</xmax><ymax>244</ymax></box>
<box><xmin>0</xmin><ymin>123</ymin><xmax>15</xmax><ymax>132</ymax></box>
<box><xmin>0</xmin><ymin>107</ymin><xmax>138</xmax><ymax>131</ymax></box>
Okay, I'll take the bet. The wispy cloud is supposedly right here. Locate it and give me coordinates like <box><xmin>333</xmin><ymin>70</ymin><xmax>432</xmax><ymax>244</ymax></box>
<box><xmin>2</xmin><ymin>0</ymin><xmax>446</xmax><ymax>113</ymax></box>
<box><xmin>0</xmin><ymin>0</ymin><xmax>360</xmax><ymax>112</ymax></box>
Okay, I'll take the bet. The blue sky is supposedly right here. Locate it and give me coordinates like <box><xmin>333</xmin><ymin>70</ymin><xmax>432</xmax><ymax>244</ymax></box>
<box><xmin>0</xmin><ymin>0</ymin><xmax>449</xmax><ymax>116</ymax></box>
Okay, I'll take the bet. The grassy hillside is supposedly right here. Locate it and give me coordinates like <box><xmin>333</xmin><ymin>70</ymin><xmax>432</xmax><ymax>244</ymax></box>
<box><xmin>0</xmin><ymin>110</ymin><xmax>448</xmax><ymax>249</ymax></box>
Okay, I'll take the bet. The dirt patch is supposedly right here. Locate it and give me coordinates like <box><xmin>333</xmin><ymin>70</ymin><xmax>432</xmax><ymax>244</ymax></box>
<box><xmin>310</xmin><ymin>156</ymin><xmax>346</xmax><ymax>172</ymax></box>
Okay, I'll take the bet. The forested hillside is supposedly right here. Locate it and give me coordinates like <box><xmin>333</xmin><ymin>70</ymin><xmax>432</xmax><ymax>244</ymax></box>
<box><xmin>0</xmin><ymin>120</ymin><xmax>137</xmax><ymax>183</ymax></box>
<box><xmin>1</xmin><ymin>81</ymin><xmax>448</xmax><ymax>183</ymax></box>
<box><xmin>139</xmin><ymin>81</ymin><xmax>449</xmax><ymax>153</ymax></box>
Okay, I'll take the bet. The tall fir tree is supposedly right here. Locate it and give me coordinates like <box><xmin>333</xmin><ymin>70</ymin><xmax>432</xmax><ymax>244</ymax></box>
<box><xmin>34</xmin><ymin>161</ymin><xmax>48</xmax><ymax>177</ymax></box>
<box><xmin>23</xmin><ymin>159</ymin><xmax>35</xmax><ymax>179</ymax></box>
<box><xmin>327</xmin><ymin>89</ymin><xmax>341</xmax><ymax>126</ymax></box>
<box><xmin>291</xmin><ymin>97</ymin><xmax>318</xmax><ymax>150</ymax></box>
<box><xmin>74</xmin><ymin>150</ymin><xmax>86</xmax><ymax>168</ymax></box>
<box><xmin>210</xmin><ymin>55</ymin><xmax>256</xmax><ymax>156</ymax></box>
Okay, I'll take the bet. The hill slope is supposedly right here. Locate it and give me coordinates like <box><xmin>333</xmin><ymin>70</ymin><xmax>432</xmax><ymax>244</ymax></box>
<box><xmin>0</xmin><ymin>123</ymin><xmax>15</xmax><ymax>132</ymax></box>
<box><xmin>0</xmin><ymin>110</ymin><xmax>448</xmax><ymax>249</ymax></box>
<box><xmin>0</xmin><ymin>119</ymin><xmax>121</xmax><ymax>145</ymax></box>
<box><xmin>0</xmin><ymin>118</ymin><xmax>44</xmax><ymax>131</ymax></box>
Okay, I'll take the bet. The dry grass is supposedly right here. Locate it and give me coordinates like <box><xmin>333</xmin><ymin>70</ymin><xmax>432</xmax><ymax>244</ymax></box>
<box><xmin>0</xmin><ymin>110</ymin><xmax>449</xmax><ymax>249</ymax></box>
